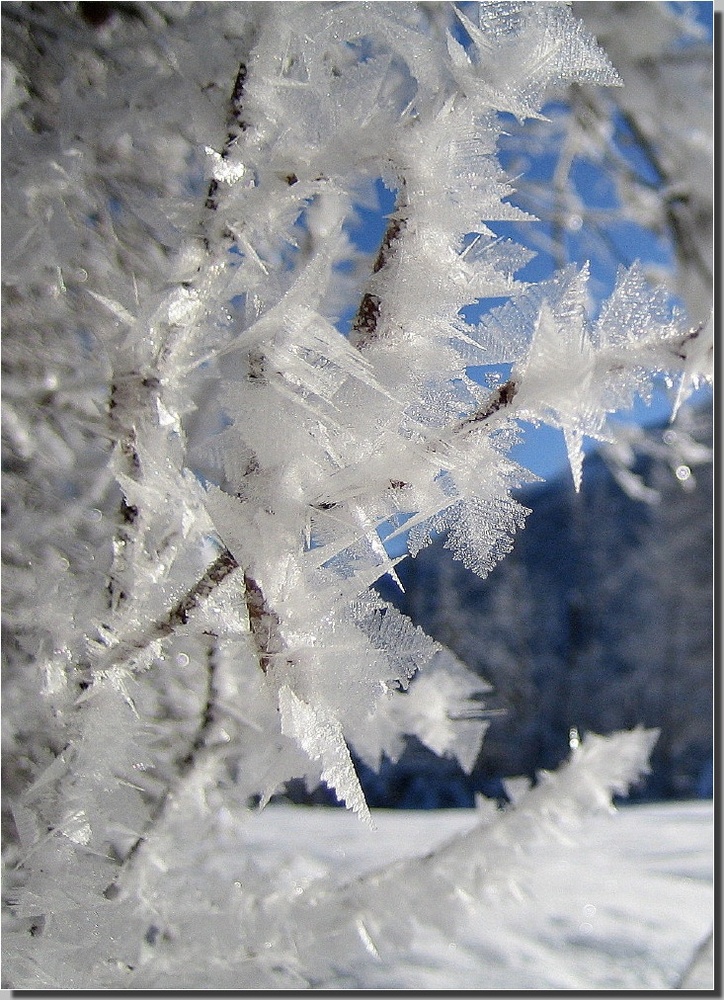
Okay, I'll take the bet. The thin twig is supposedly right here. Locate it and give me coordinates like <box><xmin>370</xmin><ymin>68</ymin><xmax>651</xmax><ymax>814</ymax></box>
<box><xmin>105</xmin><ymin>376</ymin><xmax>153</xmax><ymax>612</ymax></box>
<box><xmin>455</xmin><ymin>378</ymin><xmax>519</xmax><ymax>432</ymax></box>
<box><xmin>205</xmin><ymin>62</ymin><xmax>250</xmax><ymax>213</ymax></box>
<box><xmin>177</xmin><ymin>638</ymin><xmax>219</xmax><ymax>771</ymax></box>
<box><xmin>97</xmin><ymin>548</ymin><xmax>240</xmax><ymax>672</ymax></box>
<box><xmin>104</xmin><ymin>636</ymin><xmax>221</xmax><ymax>899</ymax></box>
<box><xmin>243</xmin><ymin>572</ymin><xmax>290</xmax><ymax>674</ymax></box>
<box><xmin>349</xmin><ymin>192</ymin><xmax>406</xmax><ymax>350</ymax></box>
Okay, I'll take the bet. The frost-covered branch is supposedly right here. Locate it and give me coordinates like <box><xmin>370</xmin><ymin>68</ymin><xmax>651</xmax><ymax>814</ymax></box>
<box><xmin>457</xmin><ymin>378</ymin><xmax>520</xmax><ymax>430</ymax></box>
<box><xmin>349</xmin><ymin>196</ymin><xmax>407</xmax><ymax>351</ymax></box>
<box><xmin>95</xmin><ymin>548</ymin><xmax>241</xmax><ymax>676</ymax></box>
<box><xmin>115</xmin><ymin>728</ymin><xmax>658</xmax><ymax>989</ymax></box>
<box><xmin>1</xmin><ymin>2</ymin><xmax>712</xmax><ymax>989</ymax></box>
<box><xmin>204</xmin><ymin>60</ymin><xmax>251</xmax><ymax>214</ymax></box>
<box><xmin>243</xmin><ymin>570</ymin><xmax>288</xmax><ymax>674</ymax></box>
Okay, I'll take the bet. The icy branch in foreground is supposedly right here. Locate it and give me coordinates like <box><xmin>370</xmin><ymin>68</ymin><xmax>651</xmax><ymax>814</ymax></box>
<box><xmin>113</xmin><ymin>729</ymin><xmax>659</xmax><ymax>989</ymax></box>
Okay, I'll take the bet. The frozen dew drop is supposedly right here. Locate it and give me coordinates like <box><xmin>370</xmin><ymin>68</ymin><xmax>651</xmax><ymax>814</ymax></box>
<box><xmin>675</xmin><ymin>464</ymin><xmax>691</xmax><ymax>481</ymax></box>
<box><xmin>88</xmin><ymin>507</ymin><xmax>102</xmax><ymax>522</ymax></box>
<box><xmin>566</xmin><ymin>213</ymin><xmax>583</xmax><ymax>231</ymax></box>
<box><xmin>568</xmin><ymin>726</ymin><xmax>580</xmax><ymax>749</ymax></box>
<box><xmin>175</xmin><ymin>652</ymin><xmax>190</xmax><ymax>667</ymax></box>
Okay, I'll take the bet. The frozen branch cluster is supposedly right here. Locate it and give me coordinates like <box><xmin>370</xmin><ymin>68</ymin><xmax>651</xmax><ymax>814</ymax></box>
<box><xmin>499</xmin><ymin>2</ymin><xmax>713</xmax><ymax>335</ymax></box>
<box><xmin>1</xmin><ymin>1</ymin><xmax>711</xmax><ymax>988</ymax></box>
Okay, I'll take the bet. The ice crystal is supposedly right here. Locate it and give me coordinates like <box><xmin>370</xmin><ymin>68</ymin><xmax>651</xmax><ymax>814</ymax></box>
<box><xmin>279</xmin><ymin>685</ymin><xmax>373</xmax><ymax>826</ymax></box>
<box><xmin>451</xmin><ymin>3</ymin><xmax>621</xmax><ymax>120</ymax></box>
<box><xmin>392</xmin><ymin>647</ymin><xmax>493</xmax><ymax>774</ymax></box>
<box><xmin>408</xmin><ymin>493</ymin><xmax>530</xmax><ymax>578</ymax></box>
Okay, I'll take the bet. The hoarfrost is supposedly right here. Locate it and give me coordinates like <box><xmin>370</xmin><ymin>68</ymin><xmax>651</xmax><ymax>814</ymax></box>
<box><xmin>1</xmin><ymin>1</ymin><xmax>712</xmax><ymax>988</ymax></box>
<box><xmin>279</xmin><ymin>684</ymin><xmax>373</xmax><ymax>827</ymax></box>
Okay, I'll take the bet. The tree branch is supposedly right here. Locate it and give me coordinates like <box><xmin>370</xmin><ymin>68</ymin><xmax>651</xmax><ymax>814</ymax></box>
<box><xmin>101</xmin><ymin>560</ymin><xmax>290</xmax><ymax>902</ymax></box>
<box><xmin>243</xmin><ymin>572</ymin><xmax>286</xmax><ymax>674</ymax></box>
<box><xmin>205</xmin><ymin>62</ymin><xmax>250</xmax><ymax>213</ymax></box>
<box><xmin>104</xmin><ymin>635</ymin><xmax>222</xmax><ymax>900</ymax></box>
<box><xmin>177</xmin><ymin>639</ymin><xmax>219</xmax><ymax>772</ymax></box>
<box><xmin>97</xmin><ymin>548</ymin><xmax>240</xmax><ymax>674</ymax></box>
<box><xmin>348</xmin><ymin>189</ymin><xmax>407</xmax><ymax>351</ymax></box>
<box><xmin>455</xmin><ymin>378</ymin><xmax>519</xmax><ymax>432</ymax></box>
<box><xmin>614</xmin><ymin>106</ymin><xmax>712</xmax><ymax>290</ymax></box>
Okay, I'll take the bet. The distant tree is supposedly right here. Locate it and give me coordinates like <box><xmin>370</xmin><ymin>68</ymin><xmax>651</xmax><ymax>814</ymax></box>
<box><xmin>1</xmin><ymin>2</ymin><xmax>712</xmax><ymax>988</ymax></box>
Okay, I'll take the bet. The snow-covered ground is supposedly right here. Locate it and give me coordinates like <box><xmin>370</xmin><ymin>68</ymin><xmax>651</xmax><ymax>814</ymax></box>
<box><xmin>241</xmin><ymin>799</ymin><xmax>713</xmax><ymax>990</ymax></box>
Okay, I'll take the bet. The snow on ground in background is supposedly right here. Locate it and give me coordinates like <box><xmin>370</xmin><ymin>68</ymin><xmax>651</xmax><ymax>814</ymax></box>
<box><xmin>242</xmin><ymin>800</ymin><xmax>713</xmax><ymax>990</ymax></box>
